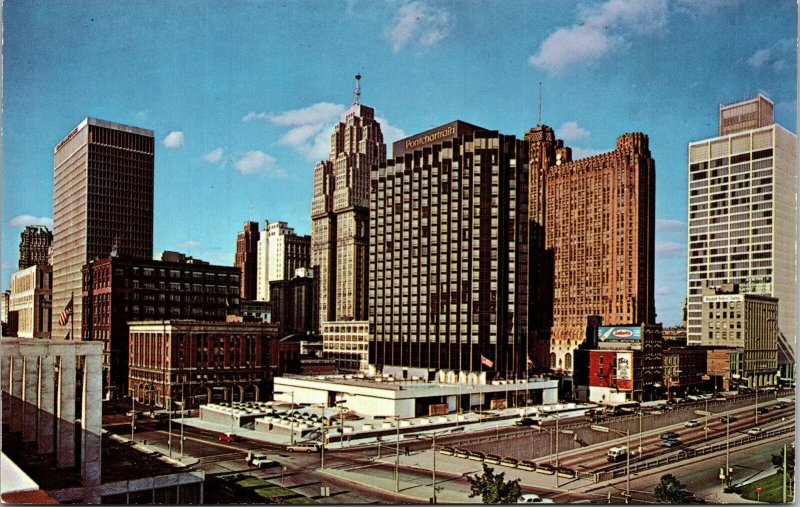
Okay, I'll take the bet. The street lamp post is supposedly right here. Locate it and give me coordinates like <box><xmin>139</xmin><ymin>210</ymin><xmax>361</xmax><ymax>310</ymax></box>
<box><xmin>638</xmin><ymin>410</ymin><xmax>643</xmax><ymax>456</ymax></box>
<box><xmin>592</xmin><ymin>424</ymin><xmax>631</xmax><ymax>502</ymax></box>
<box><xmin>395</xmin><ymin>417</ymin><xmax>401</xmax><ymax>492</ymax></box>
<box><xmin>320</xmin><ymin>403</ymin><xmax>326</xmax><ymax>470</ymax></box>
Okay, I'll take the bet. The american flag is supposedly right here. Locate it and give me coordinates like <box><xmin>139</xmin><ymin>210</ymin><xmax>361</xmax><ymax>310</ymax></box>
<box><xmin>480</xmin><ymin>355</ymin><xmax>494</xmax><ymax>368</ymax></box>
<box><xmin>59</xmin><ymin>296</ymin><xmax>73</xmax><ymax>326</ymax></box>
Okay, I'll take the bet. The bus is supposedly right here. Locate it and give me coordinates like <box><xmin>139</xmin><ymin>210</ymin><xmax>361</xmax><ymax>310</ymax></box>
<box><xmin>607</xmin><ymin>446</ymin><xmax>628</xmax><ymax>462</ymax></box>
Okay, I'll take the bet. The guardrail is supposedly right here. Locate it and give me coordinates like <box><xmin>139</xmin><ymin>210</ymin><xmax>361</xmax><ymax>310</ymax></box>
<box><xmin>602</xmin><ymin>426</ymin><xmax>795</xmax><ymax>478</ymax></box>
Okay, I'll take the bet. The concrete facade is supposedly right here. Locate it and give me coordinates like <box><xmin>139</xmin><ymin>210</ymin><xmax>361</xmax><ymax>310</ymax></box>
<box><xmin>9</xmin><ymin>264</ymin><xmax>52</xmax><ymax>339</ymax></box>
<box><xmin>686</xmin><ymin>95</ymin><xmax>796</xmax><ymax>367</ymax></box>
<box><xmin>1</xmin><ymin>338</ymin><xmax>103</xmax><ymax>502</ymax></box>
<box><xmin>256</xmin><ymin>221</ymin><xmax>311</xmax><ymax>302</ymax></box>
<box><xmin>322</xmin><ymin>320</ymin><xmax>368</xmax><ymax>372</ymax></box>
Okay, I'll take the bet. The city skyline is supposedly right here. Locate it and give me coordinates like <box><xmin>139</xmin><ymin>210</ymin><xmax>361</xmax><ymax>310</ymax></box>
<box><xmin>3</xmin><ymin>1</ymin><xmax>797</xmax><ymax>327</ymax></box>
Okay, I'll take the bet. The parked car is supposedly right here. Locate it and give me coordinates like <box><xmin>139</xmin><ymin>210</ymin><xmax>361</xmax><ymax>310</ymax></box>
<box><xmin>500</xmin><ymin>457</ymin><xmax>519</xmax><ymax>468</ymax></box>
<box><xmin>439</xmin><ymin>446</ymin><xmax>455</xmax><ymax>456</ymax></box>
<box><xmin>219</xmin><ymin>432</ymin><xmax>241</xmax><ymax>443</ymax></box>
<box><xmin>660</xmin><ymin>431</ymin><xmax>679</xmax><ymax>440</ymax></box>
<box><xmin>517</xmin><ymin>460</ymin><xmax>536</xmax><ymax>471</ymax></box>
<box><xmin>515</xmin><ymin>417</ymin><xmax>538</xmax><ymax>427</ymax></box>
<box><xmin>468</xmin><ymin>451</ymin><xmax>485</xmax><ymax>461</ymax></box>
<box><xmin>454</xmin><ymin>448</ymin><xmax>470</xmax><ymax>458</ymax></box>
<box><xmin>517</xmin><ymin>493</ymin><xmax>554</xmax><ymax>504</ymax></box>
<box><xmin>484</xmin><ymin>454</ymin><xmax>501</xmax><ymax>465</ymax></box>
<box><xmin>746</xmin><ymin>427</ymin><xmax>763</xmax><ymax>435</ymax></box>
<box><xmin>660</xmin><ymin>439</ymin><xmax>682</xmax><ymax>448</ymax></box>
<box><xmin>685</xmin><ymin>420</ymin><xmax>702</xmax><ymax>428</ymax></box>
<box><xmin>286</xmin><ymin>442</ymin><xmax>320</xmax><ymax>453</ymax></box>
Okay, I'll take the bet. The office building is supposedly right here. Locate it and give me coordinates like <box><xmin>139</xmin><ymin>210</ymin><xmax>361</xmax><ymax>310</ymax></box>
<box><xmin>234</xmin><ymin>221</ymin><xmax>260</xmax><ymax>300</ymax></box>
<box><xmin>700</xmin><ymin>282</ymin><xmax>778</xmax><ymax>386</ymax></box>
<box><xmin>269</xmin><ymin>267</ymin><xmax>316</xmax><ymax>336</ymax></box>
<box><xmin>256</xmin><ymin>221</ymin><xmax>311</xmax><ymax>301</ymax></box>
<box><xmin>18</xmin><ymin>225</ymin><xmax>53</xmax><ymax>270</ymax></box>
<box><xmin>322</xmin><ymin>321</ymin><xmax>369</xmax><ymax>373</ymax></box>
<box><xmin>311</xmin><ymin>75</ymin><xmax>386</xmax><ymax>325</ymax></box>
<box><xmin>127</xmin><ymin>320</ymin><xmax>278</xmax><ymax>408</ymax></box>
<box><xmin>51</xmin><ymin>118</ymin><xmax>154</xmax><ymax>340</ymax></box>
<box><xmin>9</xmin><ymin>265</ymin><xmax>52</xmax><ymax>339</ymax></box>
<box><xmin>529</xmin><ymin>128</ymin><xmax>656</xmax><ymax>373</ymax></box>
<box><xmin>370</xmin><ymin>122</ymin><xmax>531</xmax><ymax>378</ymax></box>
<box><xmin>686</xmin><ymin>95</ymin><xmax>797</xmax><ymax>371</ymax></box>
<box><xmin>82</xmin><ymin>255</ymin><xmax>241</xmax><ymax>395</ymax></box>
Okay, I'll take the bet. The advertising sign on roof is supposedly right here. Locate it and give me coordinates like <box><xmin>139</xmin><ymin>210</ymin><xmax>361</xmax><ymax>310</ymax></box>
<box><xmin>598</xmin><ymin>326</ymin><xmax>641</xmax><ymax>342</ymax></box>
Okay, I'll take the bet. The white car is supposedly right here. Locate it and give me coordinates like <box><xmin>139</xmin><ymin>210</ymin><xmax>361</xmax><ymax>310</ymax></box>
<box><xmin>747</xmin><ymin>427</ymin><xmax>763</xmax><ymax>435</ymax></box>
<box><xmin>685</xmin><ymin>419</ymin><xmax>702</xmax><ymax>428</ymax></box>
<box><xmin>517</xmin><ymin>494</ymin><xmax>554</xmax><ymax>504</ymax></box>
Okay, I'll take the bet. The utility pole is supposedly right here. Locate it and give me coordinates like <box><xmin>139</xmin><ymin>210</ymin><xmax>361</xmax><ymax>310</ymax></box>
<box><xmin>638</xmin><ymin>410</ymin><xmax>643</xmax><ymax>456</ymax></box>
<box><xmin>320</xmin><ymin>403</ymin><xmax>326</xmax><ymax>470</ymax></box>
<box><xmin>782</xmin><ymin>443</ymin><xmax>787</xmax><ymax>503</ymax></box>
<box><xmin>395</xmin><ymin>419</ymin><xmax>400</xmax><ymax>492</ymax></box>
<box><xmin>432</xmin><ymin>432</ymin><xmax>437</xmax><ymax>504</ymax></box>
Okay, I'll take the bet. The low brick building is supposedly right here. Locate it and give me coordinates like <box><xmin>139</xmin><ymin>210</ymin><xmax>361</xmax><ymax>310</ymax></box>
<box><xmin>127</xmin><ymin>320</ymin><xmax>279</xmax><ymax>409</ymax></box>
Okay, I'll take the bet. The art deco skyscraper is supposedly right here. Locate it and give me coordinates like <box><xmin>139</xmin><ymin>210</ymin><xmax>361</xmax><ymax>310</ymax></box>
<box><xmin>51</xmin><ymin>118</ymin><xmax>154</xmax><ymax>339</ymax></box>
<box><xmin>686</xmin><ymin>95</ymin><xmax>797</xmax><ymax>367</ymax></box>
<box><xmin>235</xmin><ymin>221</ymin><xmax>260</xmax><ymax>300</ymax></box>
<box><xmin>529</xmin><ymin>128</ymin><xmax>656</xmax><ymax>373</ymax></box>
<box><xmin>18</xmin><ymin>225</ymin><xmax>53</xmax><ymax>269</ymax></box>
<box><xmin>311</xmin><ymin>75</ymin><xmax>386</xmax><ymax>324</ymax></box>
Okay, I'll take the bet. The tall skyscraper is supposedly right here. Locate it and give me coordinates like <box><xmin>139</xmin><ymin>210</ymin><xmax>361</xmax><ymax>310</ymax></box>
<box><xmin>255</xmin><ymin>221</ymin><xmax>311</xmax><ymax>301</ymax></box>
<box><xmin>686</xmin><ymin>94</ymin><xmax>797</xmax><ymax>366</ymax></box>
<box><xmin>234</xmin><ymin>221</ymin><xmax>260</xmax><ymax>300</ymax></box>
<box><xmin>18</xmin><ymin>225</ymin><xmax>53</xmax><ymax>269</ymax></box>
<box><xmin>370</xmin><ymin>122</ymin><xmax>531</xmax><ymax>377</ymax></box>
<box><xmin>311</xmin><ymin>75</ymin><xmax>386</xmax><ymax>323</ymax></box>
<box><xmin>51</xmin><ymin>118</ymin><xmax>154</xmax><ymax>339</ymax></box>
<box><xmin>529</xmin><ymin>128</ymin><xmax>656</xmax><ymax>373</ymax></box>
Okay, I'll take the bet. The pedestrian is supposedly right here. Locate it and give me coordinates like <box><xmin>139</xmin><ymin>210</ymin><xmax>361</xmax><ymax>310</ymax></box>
<box><xmin>405</xmin><ymin>444</ymin><xmax>410</xmax><ymax>456</ymax></box>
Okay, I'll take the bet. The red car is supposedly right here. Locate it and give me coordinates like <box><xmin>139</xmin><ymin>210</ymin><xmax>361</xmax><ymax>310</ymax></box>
<box><xmin>219</xmin><ymin>432</ymin><xmax>241</xmax><ymax>442</ymax></box>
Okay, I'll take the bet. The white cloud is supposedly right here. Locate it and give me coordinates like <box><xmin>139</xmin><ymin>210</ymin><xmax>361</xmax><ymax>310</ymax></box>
<box><xmin>675</xmin><ymin>0</ymin><xmax>742</xmax><ymax>16</ymax></box>
<box><xmin>655</xmin><ymin>286</ymin><xmax>674</xmax><ymax>296</ymax></box>
<box><xmin>570</xmin><ymin>147</ymin><xmax>602</xmax><ymax>159</ymax></box>
<box><xmin>556</xmin><ymin>121</ymin><xmax>590</xmax><ymax>142</ymax></box>
<box><xmin>656</xmin><ymin>219</ymin><xmax>686</xmax><ymax>234</ymax></box>
<box><xmin>242</xmin><ymin>112</ymin><xmax>270</xmax><ymax>122</ymax></box>
<box><xmin>529</xmin><ymin>0</ymin><xmax>667</xmax><ymax>75</ymax></box>
<box><xmin>135</xmin><ymin>110</ymin><xmax>149</xmax><ymax>119</ymax></box>
<box><xmin>268</xmin><ymin>103</ymin><xmax>345</xmax><ymax>126</ymax></box>
<box><xmin>9</xmin><ymin>215</ymin><xmax>53</xmax><ymax>229</ymax></box>
<box><xmin>747</xmin><ymin>49</ymin><xmax>771</xmax><ymax>68</ymax></box>
<box><xmin>234</xmin><ymin>151</ymin><xmax>285</xmax><ymax>177</ymax></box>
<box><xmin>376</xmin><ymin>116</ymin><xmax>407</xmax><ymax>147</ymax></box>
<box><xmin>387</xmin><ymin>1</ymin><xmax>451</xmax><ymax>53</ymax></box>
<box><xmin>163</xmin><ymin>131</ymin><xmax>185</xmax><ymax>149</ymax></box>
<box><xmin>180</xmin><ymin>240</ymin><xmax>201</xmax><ymax>249</ymax></box>
<box><xmin>204</xmin><ymin>147</ymin><xmax>225</xmax><ymax>164</ymax></box>
<box><xmin>655</xmin><ymin>241</ymin><xmax>686</xmax><ymax>259</ymax></box>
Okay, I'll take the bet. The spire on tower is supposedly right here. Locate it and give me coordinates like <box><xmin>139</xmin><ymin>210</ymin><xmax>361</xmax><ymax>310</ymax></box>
<box><xmin>538</xmin><ymin>81</ymin><xmax>542</xmax><ymax>126</ymax></box>
<box><xmin>353</xmin><ymin>73</ymin><xmax>361</xmax><ymax>106</ymax></box>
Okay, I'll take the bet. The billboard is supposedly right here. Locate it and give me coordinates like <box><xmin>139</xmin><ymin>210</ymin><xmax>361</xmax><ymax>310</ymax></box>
<box><xmin>615</xmin><ymin>352</ymin><xmax>633</xmax><ymax>391</ymax></box>
<box><xmin>598</xmin><ymin>326</ymin><xmax>641</xmax><ymax>342</ymax></box>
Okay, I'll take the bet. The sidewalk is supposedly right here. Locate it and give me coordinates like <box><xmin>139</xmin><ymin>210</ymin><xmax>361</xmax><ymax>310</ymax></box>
<box><xmin>106</xmin><ymin>431</ymin><xmax>200</xmax><ymax>468</ymax></box>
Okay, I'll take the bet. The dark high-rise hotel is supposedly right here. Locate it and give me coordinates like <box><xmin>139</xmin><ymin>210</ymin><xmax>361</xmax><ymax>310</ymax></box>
<box><xmin>51</xmin><ymin>118</ymin><xmax>155</xmax><ymax>338</ymax></box>
<box><xmin>369</xmin><ymin>122</ymin><xmax>532</xmax><ymax>377</ymax></box>
<box><xmin>19</xmin><ymin>225</ymin><xmax>53</xmax><ymax>270</ymax></box>
<box><xmin>235</xmin><ymin>221</ymin><xmax>260</xmax><ymax>300</ymax></box>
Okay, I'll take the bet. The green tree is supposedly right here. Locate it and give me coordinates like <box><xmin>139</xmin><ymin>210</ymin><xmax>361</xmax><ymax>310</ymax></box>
<box><xmin>467</xmin><ymin>464</ymin><xmax>522</xmax><ymax>504</ymax></box>
<box><xmin>654</xmin><ymin>474</ymin><xmax>693</xmax><ymax>504</ymax></box>
<box><xmin>772</xmin><ymin>448</ymin><xmax>795</xmax><ymax>477</ymax></box>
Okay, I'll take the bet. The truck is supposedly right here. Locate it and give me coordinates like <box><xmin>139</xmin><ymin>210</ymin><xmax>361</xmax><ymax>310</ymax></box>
<box><xmin>607</xmin><ymin>446</ymin><xmax>628</xmax><ymax>462</ymax></box>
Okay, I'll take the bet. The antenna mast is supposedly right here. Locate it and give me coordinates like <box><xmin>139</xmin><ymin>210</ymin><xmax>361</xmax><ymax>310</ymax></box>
<box><xmin>538</xmin><ymin>81</ymin><xmax>542</xmax><ymax>126</ymax></box>
<box><xmin>353</xmin><ymin>74</ymin><xmax>362</xmax><ymax>106</ymax></box>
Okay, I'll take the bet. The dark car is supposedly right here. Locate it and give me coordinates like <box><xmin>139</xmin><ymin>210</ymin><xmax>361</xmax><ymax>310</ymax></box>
<box><xmin>660</xmin><ymin>439</ymin><xmax>682</xmax><ymax>448</ymax></box>
<box><xmin>720</xmin><ymin>415</ymin><xmax>738</xmax><ymax>423</ymax></box>
<box><xmin>756</xmin><ymin>407</ymin><xmax>769</xmax><ymax>414</ymax></box>
<box><xmin>515</xmin><ymin>417</ymin><xmax>538</xmax><ymax>426</ymax></box>
<box><xmin>660</xmin><ymin>431</ymin><xmax>679</xmax><ymax>440</ymax></box>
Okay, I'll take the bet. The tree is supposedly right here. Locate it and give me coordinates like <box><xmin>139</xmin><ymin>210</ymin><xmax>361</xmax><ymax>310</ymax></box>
<box><xmin>654</xmin><ymin>474</ymin><xmax>693</xmax><ymax>504</ymax></box>
<box><xmin>772</xmin><ymin>448</ymin><xmax>795</xmax><ymax>477</ymax></box>
<box><xmin>467</xmin><ymin>464</ymin><xmax>522</xmax><ymax>504</ymax></box>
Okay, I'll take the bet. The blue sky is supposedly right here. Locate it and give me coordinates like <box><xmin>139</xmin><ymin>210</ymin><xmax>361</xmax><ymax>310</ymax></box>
<box><xmin>2</xmin><ymin>0</ymin><xmax>796</xmax><ymax>326</ymax></box>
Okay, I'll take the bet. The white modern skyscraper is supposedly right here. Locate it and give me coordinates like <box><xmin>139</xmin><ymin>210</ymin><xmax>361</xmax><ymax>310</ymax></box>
<box><xmin>686</xmin><ymin>95</ymin><xmax>797</xmax><ymax>367</ymax></box>
<box><xmin>255</xmin><ymin>221</ymin><xmax>310</xmax><ymax>301</ymax></box>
